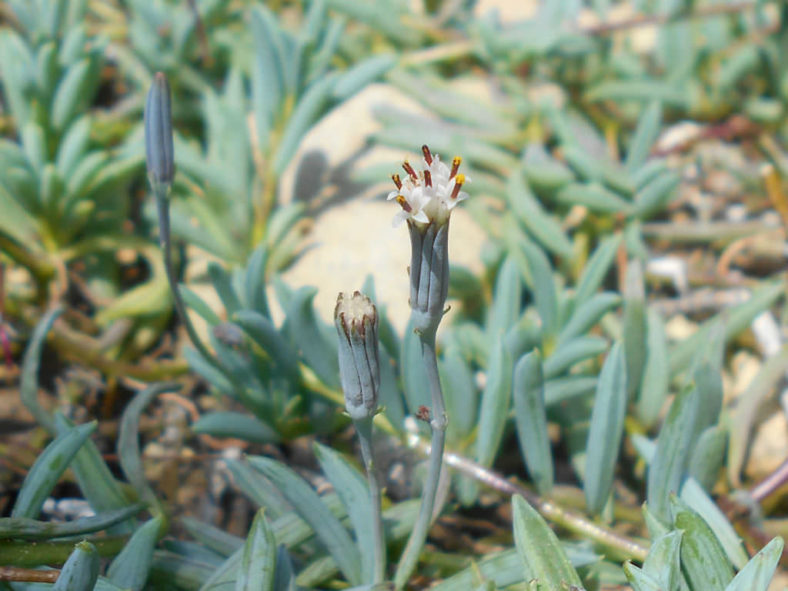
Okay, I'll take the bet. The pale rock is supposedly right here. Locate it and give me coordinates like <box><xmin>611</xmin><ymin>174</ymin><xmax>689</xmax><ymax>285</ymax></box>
<box><xmin>655</xmin><ymin>122</ymin><xmax>702</xmax><ymax>154</ymax></box>
<box><xmin>746</xmin><ymin>411</ymin><xmax>788</xmax><ymax>482</ymax></box>
<box><xmin>473</xmin><ymin>0</ymin><xmax>538</xmax><ymax>21</ymax></box>
<box><xmin>279</xmin><ymin>83</ymin><xmax>431</xmax><ymax>206</ymax></box>
<box><xmin>730</xmin><ymin>351</ymin><xmax>762</xmax><ymax>401</ymax></box>
<box><xmin>664</xmin><ymin>314</ymin><xmax>697</xmax><ymax>342</ymax></box>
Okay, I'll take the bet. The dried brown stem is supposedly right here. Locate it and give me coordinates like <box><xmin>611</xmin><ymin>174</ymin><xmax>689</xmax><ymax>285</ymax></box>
<box><xmin>582</xmin><ymin>2</ymin><xmax>760</xmax><ymax>35</ymax></box>
<box><xmin>407</xmin><ymin>432</ymin><xmax>649</xmax><ymax>561</ymax></box>
<box><xmin>0</xmin><ymin>567</ymin><xmax>58</xmax><ymax>583</ymax></box>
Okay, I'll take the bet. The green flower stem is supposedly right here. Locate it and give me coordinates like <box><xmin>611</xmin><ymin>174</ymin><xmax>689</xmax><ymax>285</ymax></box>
<box><xmin>0</xmin><ymin>536</ymin><xmax>128</xmax><ymax>568</ymax></box>
<box><xmin>154</xmin><ymin>190</ymin><xmax>217</xmax><ymax>368</ymax></box>
<box><xmin>356</xmin><ymin>417</ymin><xmax>386</xmax><ymax>584</ymax></box>
<box><xmin>394</xmin><ymin>325</ymin><xmax>447</xmax><ymax>590</ymax></box>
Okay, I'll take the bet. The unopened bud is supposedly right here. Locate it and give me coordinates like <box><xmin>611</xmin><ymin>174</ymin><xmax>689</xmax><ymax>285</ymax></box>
<box><xmin>335</xmin><ymin>291</ymin><xmax>380</xmax><ymax>421</ymax></box>
<box><xmin>144</xmin><ymin>72</ymin><xmax>175</xmax><ymax>193</ymax></box>
<box><xmin>408</xmin><ymin>221</ymin><xmax>449</xmax><ymax>333</ymax></box>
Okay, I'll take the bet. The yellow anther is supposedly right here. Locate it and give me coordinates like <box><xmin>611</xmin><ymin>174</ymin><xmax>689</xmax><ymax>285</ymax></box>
<box><xmin>450</xmin><ymin>174</ymin><xmax>465</xmax><ymax>199</ymax></box>
<box><xmin>395</xmin><ymin>195</ymin><xmax>412</xmax><ymax>212</ymax></box>
<box><xmin>450</xmin><ymin>156</ymin><xmax>462</xmax><ymax>178</ymax></box>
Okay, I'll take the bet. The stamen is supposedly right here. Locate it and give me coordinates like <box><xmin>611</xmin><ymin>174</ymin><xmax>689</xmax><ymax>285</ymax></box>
<box><xmin>450</xmin><ymin>156</ymin><xmax>461</xmax><ymax>179</ymax></box>
<box><xmin>392</xmin><ymin>173</ymin><xmax>402</xmax><ymax>190</ymax></box>
<box><xmin>402</xmin><ymin>160</ymin><xmax>418</xmax><ymax>181</ymax></box>
<box><xmin>421</xmin><ymin>145</ymin><xmax>433</xmax><ymax>165</ymax></box>
<box><xmin>450</xmin><ymin>174</ymin><xmax>465</xmax><ymax>199</ymax></box>
<box><xmin>424</xmin><ymin>170</ymin><xmax>432</xmax><ymax>187</ymax></box>
<box><xmin>395</xmin><ymin>195</ymin><xmax>412</xmax><ymax>212</ymax></box>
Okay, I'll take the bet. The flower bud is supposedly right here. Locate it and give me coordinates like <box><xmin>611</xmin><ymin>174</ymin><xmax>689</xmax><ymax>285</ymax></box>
<box><xmin>144</xmin><ymin>72</ymin><xmax>175</xmax><ymax>194</ymax></box>
<box><xmin>408</xmin><ymin>221</ymin><xmax>449</xmax><ymax>333</ymax></box>
<box><xmin>335</xmin><ymin>291</ymin><xmax>380</xmax><ymax>421</ymax></box>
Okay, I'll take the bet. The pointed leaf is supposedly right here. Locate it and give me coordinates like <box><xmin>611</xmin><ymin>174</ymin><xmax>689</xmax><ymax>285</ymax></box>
<box><xmin>724</xmin><ymin>537</ymin><xmax>784</xmax><ymax>591</ymax></box>
<box><xmin>626</xmin><ymin>101</ymin><xmax>662</xmax><ymax>171</ymax></box>
<box><xmin>688</xmin><ymin>426</ymin><xmax>726</xmax><ymax>492</ymax></box>
<box><xmin>54</xmin><ymin>541</ymin><xmax>100</xmax><ymax>591</ymax></box>
<box><xmin>11</xmin><ymin>421</ymin><xmax>97</xmax><ymax>519</ymax></box>
<box><xmin>584</xmin><ymin>343</ymin><xmax>627</xmax><ymax>514</ymax></box>
<box><xmin>642</xmin><ymin>530</ymin><xmax>683</xmax><ymax>591</ymax></box>
<box><xmin>680</xmin><ymin>477</ymin><xmax>748</xmax><ymax>569</ymax></box>
<box><xmin>107</xmin><ymin>516</ymin><xmax>163</xmax><ymax>591</ymax></box>
<box><xmin>511</xmin><ymin>495</ymin><xmax>583</xmax><ymax>588</ymax></box>
<box><xmin>636</xmin><ymin>310</ymin><xmax>669</xmax><ymax>428</ymax></box>
<box><xmin>236</xmin><ymin>509</ymin><xmax>277</xmax><ymax>591</ymax></box>
<box><xmin>574</xmin><ymin>234</ymin><xmax>622</xmax><ymax>310</ymax></box>
<box><xmin>248</xmin><ymin>456</ymin><xmax>362</xmax><ymax>584</ymax></box>
<box><xmin>674</xmin><ymin>502</ymin><xmax>734</xmax><ymax>591</ymax></box>
<box><xmin>623</xmin><ymin>563</ymin><xmax>664</xmax><ymax>591</ymax></box>
<box><xmin>513</xmin><ymin>350</ymin><xmax>553</xmax><ymax>494</ymax></box>
<box><xmin>519</xmin><ymin>239</ymin><xmax>557</xmax><ymax>338</ymax></box>
<box><xmin>505</xmin><ymin>171</ymin><xmax>574</xmax><ymax>258</ymax></box>
<box><xmin>647</xmin><ymin>385</ymin><xmax>699</xmax><ymax>523</ymax></box>
<box><xmin>118</xmin><ymin>383</ymin><xmax>180</xmax><ymax>502</ymax></box>
<box><xmin>475</xmin><ymin>340</ymin><xmax>512</xmax><ymax>469</ymax></box>
<box><xmin>314</xmin><ymin>442</ymin><xmax>376</xmax><ymax>583</ymax></box>
<box><xmin>192</xmin><ymin>411</ymin><xmax>280</xmax><ymax>444</ymax></box>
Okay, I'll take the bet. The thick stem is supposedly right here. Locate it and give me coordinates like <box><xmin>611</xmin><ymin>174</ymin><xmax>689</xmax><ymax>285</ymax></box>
<box><xmin>394</xmin><ymin>326</ymin><xmax>447</xmax><ymax>589</ymax></box>
<box><xmin>0</xmin><ymin>536</ymin><xmax>128</xmax><ymax>568</ymax></box>
<box><xmin>356</xmin><ymin>417</ymin><xmax>386</xmax><ymax>584</ymax></box>
<box><xmin>155</xmin><ymin>192</ymin><xmax>217</xmax><ymax>367</ymax></box>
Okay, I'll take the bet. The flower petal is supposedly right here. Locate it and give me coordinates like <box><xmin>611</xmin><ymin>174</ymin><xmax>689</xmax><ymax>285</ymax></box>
<box><xmin>392</xmin><ymin>211</ymin><xmax>409</xmax><ymax>227</ymax></box>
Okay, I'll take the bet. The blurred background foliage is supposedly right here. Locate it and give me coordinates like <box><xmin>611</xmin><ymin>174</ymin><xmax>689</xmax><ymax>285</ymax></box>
<box><xmin>1</xmin><ymin>0</ymin><xmax>788</xmax><ymax>589</ymax></box>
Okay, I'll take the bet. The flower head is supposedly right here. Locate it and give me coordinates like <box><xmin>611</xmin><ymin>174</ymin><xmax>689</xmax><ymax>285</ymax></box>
<box><xmin>387</xmin><ymin>145</ymin><xmax>469</xmax><ymax>228</ymax></box>
<box><xmin>335</xmin><ymin>291</ymin><xmax>380</xmax><ymax>421</ymax></box>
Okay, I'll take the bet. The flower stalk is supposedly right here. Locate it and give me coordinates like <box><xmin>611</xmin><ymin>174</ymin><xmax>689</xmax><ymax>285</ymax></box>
<box><xmin>391</xmin><ymin>146</ymin><xmax>468</xmax><ymax>589</ymax></box>
<box><xmin>335</xmin><ymin>292</ymin><xmax>386</xmax><ymax>584</ymax></box>
<box><xmin>144</xmin><ymin>72</ymin><xmax>215</xmax><ymax>366</ymax></box>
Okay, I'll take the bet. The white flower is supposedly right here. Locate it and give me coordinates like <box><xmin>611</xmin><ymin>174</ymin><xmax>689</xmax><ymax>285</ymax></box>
<box><xmin>387</xmin><ymin>145</ymin><xmax>470</xmax><ymax>227</ymax></box>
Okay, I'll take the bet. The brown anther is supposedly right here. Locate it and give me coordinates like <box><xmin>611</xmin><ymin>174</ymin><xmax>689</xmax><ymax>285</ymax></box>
<box><xmin>421</xmin><ymin>144</ymin><xmax>433</xmax><ymax>165</ymax></box>
<box><xmin>450</xmin><ymin>174</ymin><xmax>465</xmax><ymax>199</ymax></box>
<box><xmin>395</xmin><ymin>195</ymin><xmax>412</xmax><ymax>212</ymax></box>
<box><xmin>392</xmin><ymin>173</ymin><xmax>402</xmax><ymax>190</ymax></box>
<box><xmin>424</xmin><ymin>170</ymin><xmax>432</xmax><ymax>187</ymax></box>
<box><xmin>402</xmin><ymin>160</ymin><xmax>418</xmax><ymax>181</ymax></box>
<box><xmin>450</xmin><ymin>156</ymin><xmax>461</xmax><ymax>179</ymax></box>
